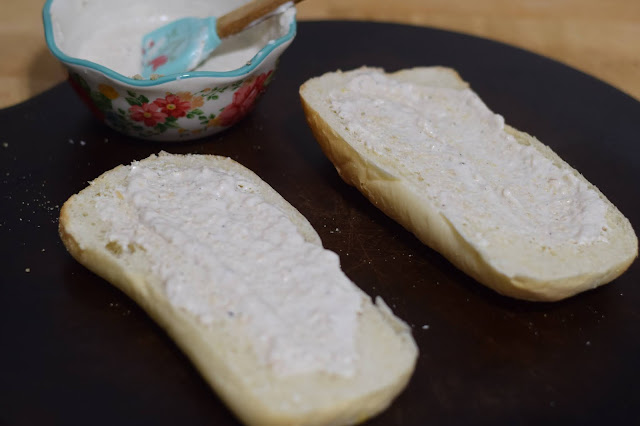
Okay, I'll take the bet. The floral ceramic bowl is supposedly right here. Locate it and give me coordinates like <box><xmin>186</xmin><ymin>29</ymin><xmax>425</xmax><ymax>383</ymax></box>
<box><xmin>43</xmin><ymin>0</ymin><xmax>296</xmax><ymax>141</ymax></box>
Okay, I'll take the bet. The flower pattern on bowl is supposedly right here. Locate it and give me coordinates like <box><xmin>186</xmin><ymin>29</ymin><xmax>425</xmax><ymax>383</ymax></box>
<box><xmin>68</xmin><ymin>70</ymin><xmax>274</xmax><ymax>140</ymax></box>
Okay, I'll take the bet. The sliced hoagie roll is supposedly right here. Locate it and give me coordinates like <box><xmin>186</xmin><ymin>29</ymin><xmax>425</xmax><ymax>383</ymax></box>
<box><xmin>59</xmin><ymin>152</ymin><xmax>418</xmax><ymax>426</ymax></box>
<box><xmin>300</xmin><ymin>67</ymin><xmax>637</xmax><ymax>301</ymax></box>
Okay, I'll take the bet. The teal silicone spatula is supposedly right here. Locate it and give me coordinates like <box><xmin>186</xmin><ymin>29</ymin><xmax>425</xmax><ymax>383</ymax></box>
<box><xmin>141</xmin><ymin>0</ymin><xmax>302</xmax><ymax>78</ymax></box>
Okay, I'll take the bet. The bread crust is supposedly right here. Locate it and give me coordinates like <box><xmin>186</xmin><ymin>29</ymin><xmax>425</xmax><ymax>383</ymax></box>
<box><xmin>59</xmin><ymin>152</ymin><xmax>418</xmax><ymax>426</ymax></box>
<box><xmin>300</xmin><ymin>67</ymin><xmax>638</xmax><ymax>301</ymax></box>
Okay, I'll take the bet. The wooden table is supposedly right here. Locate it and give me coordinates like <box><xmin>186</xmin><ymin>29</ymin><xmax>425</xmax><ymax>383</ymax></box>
<box><xmin>2</xmin><ymin>0</ymin><xmax>639</xmax><ymax>108</ymax></box>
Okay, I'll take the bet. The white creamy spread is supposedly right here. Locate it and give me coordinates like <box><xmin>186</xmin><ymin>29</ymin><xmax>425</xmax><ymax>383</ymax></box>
<box><xmin>98</xmin><ymin>161</ymin><xmax>362</xmax><ymax>377</ymax></box>
<box><xmin>328</xmin><ymin>70</ymin><xmax>608</xmax><ymax>250</ymax></box>
<box><xmin>66</xmin><ymin>7</ymin><xmax>294</xmax><ymax>76</ymax></box>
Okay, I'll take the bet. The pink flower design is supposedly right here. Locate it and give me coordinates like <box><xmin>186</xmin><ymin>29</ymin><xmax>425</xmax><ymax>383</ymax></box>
<box><xmin>129</xmin><ymin>103</ymin><xmax>167</xmax><ymax>127</ymax></box>
<box><xmin>154</xmin><ymin>94</ymin><xmax>191</xmax><ymax>118</ymax></box>
<box><xmin>148</xmin><ymin>55</ymin><xmax>168</xmax><ymax>72</ymax></box>
<box><xmin>214</xmin><ymin>71</ymin><xmax>273</xmax><ymax>127</ymax></box>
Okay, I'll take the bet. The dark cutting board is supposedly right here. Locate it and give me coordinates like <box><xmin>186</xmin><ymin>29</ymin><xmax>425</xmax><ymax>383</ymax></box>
<box><xmin>1</xmin><ymin>21</ymin><xmax>639</xmax><ymax>426</ymax></box>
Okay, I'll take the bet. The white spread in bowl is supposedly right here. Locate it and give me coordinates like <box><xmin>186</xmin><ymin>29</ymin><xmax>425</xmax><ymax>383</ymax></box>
<box><xmin>50</xmin><ymin>0</ymin><xmax>295</xmax><ymax>77</ymax></box>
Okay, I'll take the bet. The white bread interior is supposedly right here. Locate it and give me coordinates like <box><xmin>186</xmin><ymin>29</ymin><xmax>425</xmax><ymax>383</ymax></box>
<box><xmin>300</xmin><ymin>67</ymin><xmax>638</xmax><ymax>302</ymax></box>
<box><xmin>59</xmin><ymin>152</ymin><xmax>418</xmax><ymax>426</ymax></box>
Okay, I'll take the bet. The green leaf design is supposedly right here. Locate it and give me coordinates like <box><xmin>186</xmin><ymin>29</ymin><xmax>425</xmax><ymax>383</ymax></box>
<box><xmin>164</xmin><ymin>117</ymin><xmax>179</xmax><ymax>128</ymax></box>
<box><xmin>125</xmin><ymin>91</ymin><xmax>150</xmax><ymax>106</ymax></box>
<box><xmin>73</xmin><ymin>74</ymin><xmax>90</xmax><ymax>93</ymax></box>
<box><xmin>126</xmin><ymin>97</ymin><xmax>142</xmax><ymax>106</ymax></box>
<box><xmin>90</xmin><ymin>92</ymin><xmax>113</xmax><ymax>112</ymax></box>
<box><xmin>199</xmin><ymin>113</ymin><xmax>214</xmax><ymax>125</ymax></box>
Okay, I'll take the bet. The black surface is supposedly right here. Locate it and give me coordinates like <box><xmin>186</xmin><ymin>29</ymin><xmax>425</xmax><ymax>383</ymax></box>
<box><xmin>1</xmin><ymin>21</ymin><xmax>639</xmax><ymax>426</ymax></box>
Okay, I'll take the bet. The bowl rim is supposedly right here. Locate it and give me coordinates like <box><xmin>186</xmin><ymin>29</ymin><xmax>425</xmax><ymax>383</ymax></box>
<box><xmin>42</xmin><ymin>0</ymin><xmax>297</xmax><ymax>87</ymax></box>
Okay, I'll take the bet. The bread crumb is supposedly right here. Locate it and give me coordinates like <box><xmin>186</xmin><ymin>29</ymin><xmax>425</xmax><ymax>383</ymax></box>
<box><xmin>68</xmin><ymin>138</ymin><xmax>74</xmax><ymax>144</ymax></box>
<box><xmin>2</xmin><ymin>142</ymin><xmax>8</xmax><ymax>148</ymax></box>
<box><xmin>25</xmin><ymin>268</ymin><xmax>30</xmax><ymax>273</ymax></box>
<box><xmin>422</xmin><ymin>325</ymin><xmax>430</xmax><ymax>330</ymax></box>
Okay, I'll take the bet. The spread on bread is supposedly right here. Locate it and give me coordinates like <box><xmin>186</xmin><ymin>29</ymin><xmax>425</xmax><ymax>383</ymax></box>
<box><xmin>328</xmin><ymin>70</ymin><xmax>609</xmax><ymax>253</ymax></box>
<box><xmin>300</xmin><ymin>67</ymin><xmax>638</xmax><ymax>301</ymax></box>
<box><xmin>98</xmin><ymin>160</ymin><xmax>362</xmax><ymax>377</ymax></box>
<box><xmin>329</xmin><ymin>71</ymin><xmax>607</xmax><ymax>249</ymax></box>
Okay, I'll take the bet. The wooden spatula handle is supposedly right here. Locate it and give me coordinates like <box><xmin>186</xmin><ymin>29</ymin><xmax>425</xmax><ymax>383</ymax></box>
<box><xmin>217</xmin><ymin>0</ymin><xmax>303</xmax><ymax>39</ymax></box>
